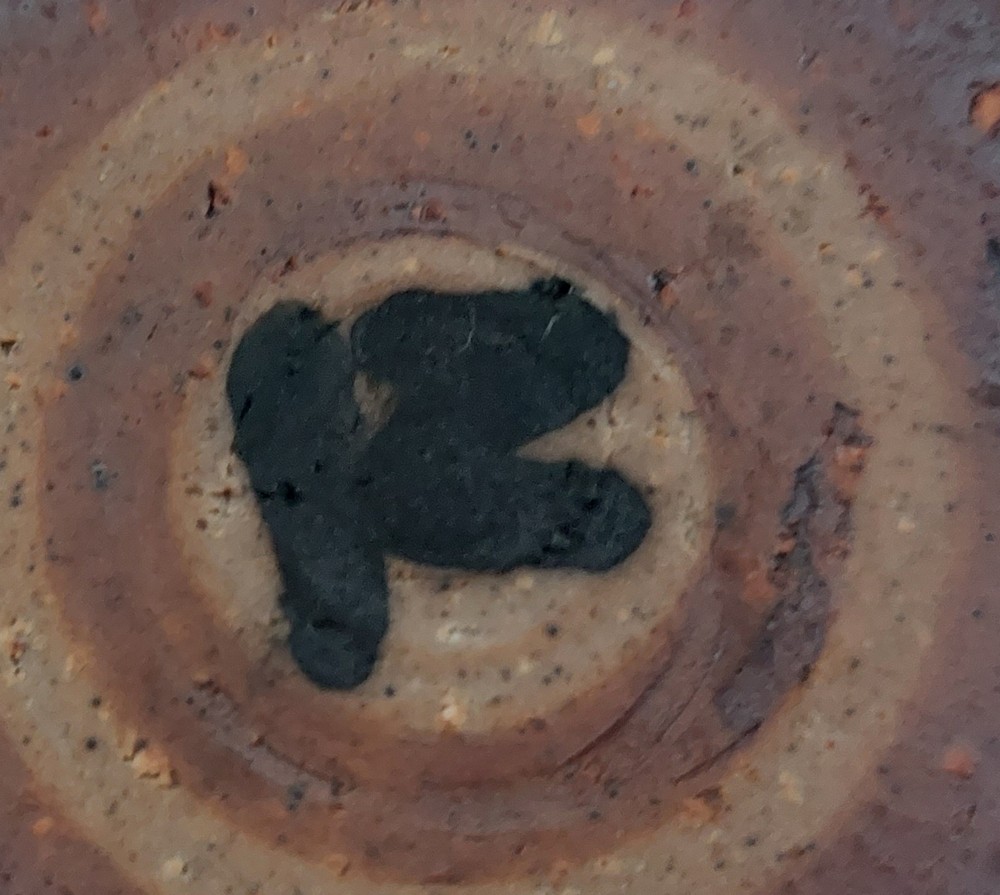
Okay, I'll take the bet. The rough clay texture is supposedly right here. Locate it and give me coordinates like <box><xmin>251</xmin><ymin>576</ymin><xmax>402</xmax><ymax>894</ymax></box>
<box><xmin>2</xmin><ymin>1</ymin><xmax>1000</xmax><ymax>894</ymax></box>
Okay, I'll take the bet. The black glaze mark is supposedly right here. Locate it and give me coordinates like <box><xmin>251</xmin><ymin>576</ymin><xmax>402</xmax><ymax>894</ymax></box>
<box><xmin>227</xmin><ymin>278</ymin><xmax>651</xmax><ymax>689</ymax></box>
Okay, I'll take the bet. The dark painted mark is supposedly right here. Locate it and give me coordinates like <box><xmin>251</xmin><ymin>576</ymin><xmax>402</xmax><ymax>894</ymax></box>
<box><xmin>969</xmin><ymin>377</ymin><xmax>1000</xmax><ymax>407</ymax></box>
<box><xmin>205</xmin><ymin>181</ymin><xmax>230</xmax><ymax>219</ymax></box>
<box><xmin>90</xmin><ymin>460</ymin><xmax>115</xmax><ymax>491</ymax></box>
<box><xmin>715</xmin><ymin>404</ymin><xmax>870</xmax><ymax>734</ymax></box>
<box><xmin>227</xmin><ymin>279</ymin><xmax>651</xmax><ymax>689</ymax></box>
<box><xmin>713</xmin><ymin>469</ymin><xmax>830</xmax><ymax>732</ymax></box>
<box><xmin>121</xmin><ymin>306</ymin><xmax>144</xmax><ymax>327</ymax></box>
<box><xmin>714</xmin><ymin>502</ymin><xmax>737</xmax><ymax>531</ymax></box>
<box><xmin>285</xmin><ymin>782</ymin><xmax>307</xmax><ymax>811</ymax></box>
<box><xmin>987</xmin><ymin>237</ymin><xmax>1000</xmax><ymax>279</ymax></box>
<box><xmin>647</xmin><ymin>268</ymin><xmax>677</xmax><ymax>295</ymax></box>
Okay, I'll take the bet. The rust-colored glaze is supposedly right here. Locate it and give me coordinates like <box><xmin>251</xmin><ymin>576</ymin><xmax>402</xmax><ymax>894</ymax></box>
<box><xmin>2</xmin><ymin>2</ymin><xmax>1000</xmax><ymax>894</ymax></box>
<box><xmin>38</xmin><ymin>115</ymin><xmax>851</xmax><ymax>879</ymax></box>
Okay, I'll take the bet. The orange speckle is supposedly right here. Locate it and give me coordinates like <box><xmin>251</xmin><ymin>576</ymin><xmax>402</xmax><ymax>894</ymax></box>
<box><xmin>742</xmin><ymin>565</ymin><xmax>776</xmax><ymax>607</ymax></box>
<box><xmin>224</xmin><ymin>146</ymin><xmax>249</xmax><ymax>178</ymax></box>
<box><xmin>414</xmin><ymin>130</ymin><xmax>432</xmax><ymax>150</ymax></box>
<box><xmin>533</xmin><ymin>11</ymin><xmax>563</xmax><ymax>47</ymax></box>
<box><xmin>830</xmin><ymin>444</ymin><xmax>867</xmax><ymax>499</ymax></box>
<box><xmin>8</xmin><ymin>638</ymin><xmax>27</xmax><ymax>663</ymax></box>
<box><xmin>680</xmin><ymin>788</ymin><xmax>723</xmax><ymax>827</ymax></box>
<box><xmin>291</xmin><ymin>98</ymin><xmax>312</xmax><ymax>118</ymax></box>
<box><xmin>411</xmin><ymin>197</ymin><xmax>448</xmax><ymax>223</ymax></box>
<box><xmin>196</xmin><ymin>21</ymin><xmax>239</xmax><ymax>51</ymax></box>
<box><xmin>188</xmin><ymin>355</ymin><xmax>215</xmax><ymax>381</ymax></box>
<box><xmin>58</xmin><ymin>323</ymin><xmax>79</xmax><ymax>348</ymax></box>
<box><xmin>5</xmin><ymin>373</ymin><xmax>22</xmax><ymax>390</ymax></box>
<box><xmin>861</xmin><ymin>191</ymin><xmax>891</xmax><ymax>224</ymax></box>
<box><xmin>779</xmin><ymin>770</ymin><xmax>804</xmax><ymax>805</ymax></box>
<box><xmin>578</xmin><ymin>756</ymin><xmax>606</xmax><ymax>783</ymax></box>
<box><xmin>548</xmin><ymin>860</ymin><xmax>571</xmax><ymax>886</ymax></box>
<box><xmin>778</xmin><ymin>166</ymin><xmax>801</xmax><ymax>186</ymax></box>
<box><xmin>191</xmin><ymin>669</ymin><xmax>214</xmax><ymax>688</ymax></box>
<box><xmin>424</xmin><ymin>200</ymin><xmax>447</xmax><ymax>222</ymax></box>
<box><xmin>720</xmin><ymin>547</ymin><xmax>776</xmax><ymax>608</ymax></box>
<box><xmin>774</xmin><ymin>534</ymin><xmax>797</xmax><ymax>556</ymax></box>
<box><xmin>633</xmin><ymin>118</ymin><xmax>657</xmax><ymax>142</ymax></box>
<box><xmin>575</xmin><ymin>111</ymin><xmax>602</xmax><ymax>139</ymax></box>
<box><xmin>658</xmin><ymin>285</ymin><xmax>678</xmax><ymax>312</ymax></box>
<box><xmin>31</xmin><ymin>816</ymin><xmax>54</xmax><ymax>837</ymax></box>
<box><xmin>680</xmin><ymin>797</ymin><xmax>715</xmax><ymax>826</ymax></box>
<box><xmin>193</xmin><ymin>282</ymin><xmax>214</xmax><ymax>308</ymax></box>
<box><xmin>970</xmin><ymin>83</ymin><xmax>1000</xmax><ymax>138</ymax></box>
<box><xmin>85</xmin><ymin>1</ymin><xmax>108</xmax><ymax>34</ymax></box>
<box><xmin>35</xmin><ymin>125</ymin><xmax>53</xmax><ymax>139</ymax></box>
<box><xmin>129</xmin><ymin>742</ymin><xmax>178</xmax><ymax>787</ymax></box>
<box><xmin>676</xmin><ymin>0</ymin><xmax>698</xmax><ymax>17</ymax></box>
<box><xmin>942</xmin><ymin>744</ymin><xmax>978</xmax><ymax>779</ymax></box>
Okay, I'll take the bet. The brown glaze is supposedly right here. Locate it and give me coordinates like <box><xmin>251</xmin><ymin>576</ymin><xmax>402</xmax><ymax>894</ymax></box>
<box><xmin>2</xmin><ymin>1</ymin><xmax>999</xmax><ymax>894</ymax></box>
<box><xmin>34</xmin><ymin>91</ymin><xmax>855</xmax><ymax>877</ymax></box>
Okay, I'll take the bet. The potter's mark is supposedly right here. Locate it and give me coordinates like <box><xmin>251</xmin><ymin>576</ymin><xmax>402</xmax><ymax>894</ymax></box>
<box><xmin>227</xmin><ymin>278</ymin><xmax>651</xmax><ymax>689</ymax></box>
